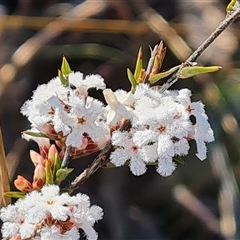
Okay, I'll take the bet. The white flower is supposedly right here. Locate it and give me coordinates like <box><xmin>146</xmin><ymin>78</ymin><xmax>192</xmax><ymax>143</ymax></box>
<box><xmin>157</xmin><ymin>157</ymin><xmax>177</xmax><ymax>177</ymax></box>
<box><xmin>110</xmin><ymin>129</ymin><xmax>168</xmax><ymax>176</ymax></box>
<box><xmin>69</xmin><ymin>72</ymin><xmax>106</xmax><ymax>93</ymax></box>
<box><xmin>0</xmin><ymin>185</ymin><xmax>103</xmax><ymax>240</ymax></box>
<box><xmin>110</xmin><ymin>83</ymin><xmax>214</xmax><ymax>177</ymax></box>
<box><xmin>190</xmin><ymin>102</ymin><xmax>214</xmax><ymax>160</ymax></box>
<box><xmin>21</xmin><ymin>71</ymin><xmax>110</xmax><ymax>151</ymax></box>
<box><xmin>103</xmin><ymin>88</ymin><xmax>134</xmax><ymax>124</ymax></box>
<box><xmin>57</xmin><ymin>95</ymin><xmax>109</xmax><ymax>147</ymax></box>
<box><xmin>110</xmin><ymin>130</ymin><xmax>148</xmax><ymax>176</ymax></box>
<box><xmin>174</xmin><ymin>138</ymin><xmax>190</xmax><ymax>156</ymax></box>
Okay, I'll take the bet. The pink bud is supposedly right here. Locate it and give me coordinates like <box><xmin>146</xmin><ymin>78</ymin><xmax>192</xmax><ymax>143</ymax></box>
<box><xmin>14</xmin><ymin>175</ymin><xmax>32</xmax><ymax>193</ymax></box>
<box><xmin>30</xmin><ymin>150</ymin><xmax>44</xmax><ymax>166</ymax></box>
<box><xmin>47</xmin><ymin>144</ymin><xmax>58</xmax><ymax>164</ymax></box>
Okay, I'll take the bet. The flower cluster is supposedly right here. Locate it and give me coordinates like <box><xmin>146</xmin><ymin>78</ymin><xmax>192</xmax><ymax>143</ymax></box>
<box><xmin>1</xmin><ymin>45</ymin><xmax>217</xmax><ymax>240</ymax></box>
<box><xmin>0</xmin><ymin>185</ymin><xmax>103</xmax><ymax>240</ymax></box>
<box><xmin>21</xmin><ymin>71</ymin><xmax>110</xmax><ymax>158</ymax></box>
<box><xmin>20</xmin><ymin>60</ymin><xmax>214</xmax><ymax>177</ymax></box>
<box><xmin>106</xmin><ymin>84</ymin><xmax>214</xmax><ymax>176</ymax></box>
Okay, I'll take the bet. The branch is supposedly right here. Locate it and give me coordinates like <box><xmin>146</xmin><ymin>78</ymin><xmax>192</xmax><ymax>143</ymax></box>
<box><xmin>68</xmin><ymin>3</ymin><xmax>240</xmax><ymax>191</ymax></box>
<box><xmin>68</xmin><ymin>119</ymin><xmax>131</xmax><ymax>192</ymax></box>
<box><xmin>159</xmin><ymin>6</ymin><xmax>240</xmax><ymax>93</ymax></box>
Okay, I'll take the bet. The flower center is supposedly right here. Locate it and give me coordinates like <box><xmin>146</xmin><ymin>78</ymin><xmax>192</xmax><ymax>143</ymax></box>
<box><xmin>157</xmin><ymin>125</ymin><xmax>166</xmax><ymax>133</ymax></box>
<box><xmin>77</xmin><ymin>117</ymin><xmax>86</xmax><ymax>125</ymax></box>
<box><xmin>131</xmin><ymin>145</ymin><xmax>138</xmax><ymax>152</ymax></box>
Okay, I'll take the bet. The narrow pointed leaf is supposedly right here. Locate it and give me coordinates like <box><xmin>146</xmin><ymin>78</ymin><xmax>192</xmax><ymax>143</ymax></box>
<box><xmin>61</xmin><ymin>56</ymin><xmax>71</xmax><ymax>75</ymax></box>
<box><xmin>127</xmin><ymin>68</ymin><xmax>137</xmax><ymax>92</ymax></box>
<box><xmin>22</xmin><ymin>131</ymin><xmax>48</xmax><ymax>138</ymax></box>
<box><xmin>45</xmin><ymin>159</ymin><xmax>54</xmax><ymax>184</ymax></box>
<box><xmin>4</xmin><ymin>191</ymin><xmax>26</xmax><ymax>199</ymax></box>
<box><xmin>106</xmin><ymin>162</ymin><xmax>117</xmax><ymax>168</ymax></box>
<box><xmin>53</xmin><ymin>153</ymin><xmax>62</xmax><ymax>178</ymax></box>
<box><xmin>149</xmin><ymin>65</ymin><xmax>180</xmax><ymax>84</ymax></box>
<box><xmin>173</xmin><ymin>155</ymin><xmax>185</xmax><ymax>165</ymax></box>
<box><xmin>179</xmin><ymin>66</ymin><xmax>222</xmax><ymax>79</ymax></box>
<box><xmin>58</xmin><ymin>69</ymin><xmax>68</xmax><ymax>86</ymax></box>
<box><xmin>134</xmin><ymin>47</ymin><xmax>143</xmax><ymax>82</ymax></box>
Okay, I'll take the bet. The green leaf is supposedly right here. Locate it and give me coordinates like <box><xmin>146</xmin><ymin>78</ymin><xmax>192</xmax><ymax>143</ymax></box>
<box><xmin>53</xmin><ymin>153</ymin><xmax>62</xmax><ymax>178</ymax></box>
<box><xmin>58</xmin><ymin>69</ymin><xmax>68</xmax><ymax>86</ymax></box>
<box><xmin>45</xmin><ymin>159</ymin><xmax>54</xmax><ymax>184</ymax></box>
<box><xmin>149</xmin><ymin>65</ymin><xmax>180</xmax><ymax>84</ymax></box>
<box><xmin>179</xmin><ymin>66</ymin><xmax>222</xmax><ymax>79</ymax></box>
<box><xmin>227</xmin><ymin>0</ymin><xmax>237</xmax><ymax>11</ymax></box>
<box><xmin>61</xmin><ymin>56</ymin><xmax>71</xmax><ymax>75</ymax></box>
<box><xmin>173</xmin><ymin>155</ymin><xmax>185</xmax><ymax>165</ymax></box>
<box><xmin>22</xmin><ymin>131</ymin><xmax>48</xmax><ymax>138</ymax></box>
<box><xmin>127</xmin><ymin>68</ymin><xmax>137</xmax><ymax>93</ymax></box>
<box><xmin>4</xmin><ymin>191</ymin><xmax>26</xmax><ymax>199</ymax></box>
<box><xmin>134</xmin><ymin>47</ymin><xmax>143</xmax><ymax>82</ymax></box>
<box><xmin>55</xmin><ymin>168</ymin><xmax>74</xmax><ymax>183</ymax></box>
<box><xmin>106</xmin><ymin>162</ymin><xmax>117</xmax><ymax>168</ymax></box>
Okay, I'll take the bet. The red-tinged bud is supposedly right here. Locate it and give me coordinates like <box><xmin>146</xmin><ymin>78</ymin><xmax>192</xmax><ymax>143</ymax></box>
<box><xmin>33</xmin><ymin>166</ymin><xmax>45</xmax><ymax>192</ymax></box>
<box><xmin>40</xmin><ymin>145</ymin><xmax>50</xmax><ymax>159</ymax></box>
<box><xmin>33</xmin><ymin>164</ymin><xmax>46</xmax><ymax>183</ymax></box>
<box><xmin>14</xmin><ymin>175</ymin><xmax>33</xmax><ymax>193</ymax></box>
<box><xmin>30</xmin><ymin>150</ymin><xmax>44</xmax><ymax>166</ymax></box>
<box><xmin>32</xmin><ymin>178</ymin><xmax>45</xmax><ymax>191</ymax></box>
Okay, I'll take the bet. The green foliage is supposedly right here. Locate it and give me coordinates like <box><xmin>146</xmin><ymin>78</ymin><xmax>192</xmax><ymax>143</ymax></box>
<box><xmin>149</xmin><ymin>66</ymin><xmax>180</xmax><ymax>84</ymax></box>
<box><xmin>61</xmin><ymin>56</ymin><xmax>71</xmax><ymax>75</ymax></box>
<box><xmin>179</xmin><ymin>66</ymin><xmax>222</xmax><ymax>79</ymax></box>
<box><xmin>227</xmin><ymin>0</ymin><xmax>238</xmax><ymax>11</ymax></box>
<box><xmin>22</xmin><ymin>131</ymin><xmax>48</xmax><ymax>138</ymax></box>
<box><xmin>4</xmin><ymin>191</ymin><xmax>25</xmax><ymax>199</ymax></box>
<box><xmin>55</xmin><ymin>168</ymin><xmax>74</xmax><ymax>183</ymax></box>
<box><xmin>45</xmin><ymin>159</ymin><xmax>54</xmax><ymax>184</ymax></box>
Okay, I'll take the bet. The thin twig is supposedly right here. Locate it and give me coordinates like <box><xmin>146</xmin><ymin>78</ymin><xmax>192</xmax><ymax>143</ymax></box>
<box><xmin>69</xmin><ymin>141</ymin><xmax>113</xmax><ymax>192</ymax></box>
<box><xmin>159</xmin><ymin>6</ymin><xmax>240</xmax><ymax>93</ymax></box>
<box><xmin>69</xmin><ymin>120</ymin><xmax>131</xmax><ymax>191</ymax></box>
<box><xmin>68</xmin><ymin>3</ymin><xmax>240</xmax><ymax>191</ymax></box>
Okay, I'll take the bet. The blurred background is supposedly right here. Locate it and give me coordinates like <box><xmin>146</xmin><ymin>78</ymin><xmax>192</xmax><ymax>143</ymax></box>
<box><xmin>0</xmin><ymin>0</ymin><xmax>240</xmax><ymax>239</ymax></box>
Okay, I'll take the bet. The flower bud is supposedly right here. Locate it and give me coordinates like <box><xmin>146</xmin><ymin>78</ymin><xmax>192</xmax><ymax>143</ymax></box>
<box><xmin>32</xmin><ymin>164</ymin><xmax>46</xmax><ymax>191</ymax></box>
<box><xmin>30</xmin><ymin>150</ymin><xmax>44</xmax><ymax>166</ymax></box>
<box><xmin>14</xmin><ymin>175</ymin><xmax>32</xmax><ymax>193</ymax></box>
<box><xmin>47</xmin><ymin>144</ymin><xmax>58</xmax><ymax>165</ymax></box>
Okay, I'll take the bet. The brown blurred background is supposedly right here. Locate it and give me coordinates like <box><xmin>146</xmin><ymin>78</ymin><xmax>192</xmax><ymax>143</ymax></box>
<box><xmin>0</xmin><ymin>0</ymin><xmax>240</xmax><ymax>239</ymax></box>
